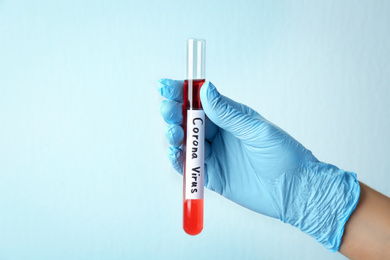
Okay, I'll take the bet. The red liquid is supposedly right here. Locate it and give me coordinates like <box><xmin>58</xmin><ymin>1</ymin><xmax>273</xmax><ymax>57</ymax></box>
<box><xmin>183</xmin><ymin>79</ymin><xmax>205</xmax><ymax>236</ymax></box>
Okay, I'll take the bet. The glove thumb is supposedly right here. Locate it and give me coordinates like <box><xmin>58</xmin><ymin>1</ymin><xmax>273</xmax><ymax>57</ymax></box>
<box><xmin>200</xmin><ymin>81</ymin><xmax>259</xmax><ymax>142</ymax></box>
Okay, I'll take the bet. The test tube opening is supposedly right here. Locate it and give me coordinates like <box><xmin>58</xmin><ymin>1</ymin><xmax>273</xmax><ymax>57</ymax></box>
<box><xmin>186</xmin><ymin>39</ymin><xmax>206</xmax><ymax>80</ymax></box>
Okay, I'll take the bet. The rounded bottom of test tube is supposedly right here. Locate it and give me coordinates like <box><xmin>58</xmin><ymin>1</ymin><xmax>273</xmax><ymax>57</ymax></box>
<box><xmin>183</xmin><ymin>199</ymin><xmax>204</xmax><ymax>235</ymax></box>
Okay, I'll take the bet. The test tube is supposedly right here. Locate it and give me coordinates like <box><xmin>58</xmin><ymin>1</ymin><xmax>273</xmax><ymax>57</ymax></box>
<box><xmin>183</xmin><ymin>39</ymin><xmax>206</xmax><ymax>235</ymax></box>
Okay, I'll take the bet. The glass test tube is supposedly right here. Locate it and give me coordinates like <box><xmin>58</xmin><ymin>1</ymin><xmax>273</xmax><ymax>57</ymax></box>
<box><xmin>183</xmin><ymin>39</ymin><xmax>206</xmax><ymax>235</ymax></box>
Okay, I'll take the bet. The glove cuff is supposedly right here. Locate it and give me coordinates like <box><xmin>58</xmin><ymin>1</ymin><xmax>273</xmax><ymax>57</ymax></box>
<box><xmin>268</xmin><ymin>162</ymin><xmax>361</xmax><ymax>252</ymax></box>
<box><xmin>310</xmin><ymin>166</ymin><xmax>360</xmax><ymax>252</ymax></box>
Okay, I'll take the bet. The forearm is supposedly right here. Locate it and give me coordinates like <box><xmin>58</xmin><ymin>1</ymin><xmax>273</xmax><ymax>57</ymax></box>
<box><xmin>339</xmin><ymin>182</ymin><xmax>390</xmax><ymax>259</ymax></box>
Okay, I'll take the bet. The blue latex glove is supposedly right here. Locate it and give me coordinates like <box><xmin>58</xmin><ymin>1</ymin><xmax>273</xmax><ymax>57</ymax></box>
<box><xmin>157</xmin><ymin>79</ymin><xmax>360</xmax><ymax>252</ymax></box>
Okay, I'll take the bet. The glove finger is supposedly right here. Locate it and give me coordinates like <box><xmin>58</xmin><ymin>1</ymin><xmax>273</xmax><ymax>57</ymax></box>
<box><xmin>157</xmin><ymin>79</ymin><xmax>184</xmax><ymax>103</ymax></box>
<box><xmin>205</xmin><ymin>115</ymin><xmax>219</xmax><ymax>142</ymax></box>
<box><xmin>160</xmin><ymin>100</ymin><xmax>183</xmax><ymax>124</ymax></box>
<box><xmin>205</xmin><ymin>140</ymin><xmax>212</xmax><ymax>163</ymax></box>
<box><xmin>167</xmin><ymin>147</ymin><xmax>183</xmax><ymax>175</ymax></box>
<box><xmin>165</xmin><ymin>124</ymin><xmax>184</xmax><ymax>147</ymax></box>
<box><xmin>222</xmin><ymin>95</ymin><xmax>263</xmax><ymax>119</ymax></box>
<box><xmin>164</xmin><ymin>120</ymin><xmax>216</xmax><ymax>147</ymax></box>
<box><xmin>200</xmin><ymin>81</ymin><xmax>264</xmax><ymax>143</ymax></box>
<box><xmin>167</xmin><ymin>142</ymin><xmax>211</xmax><ymax>183</ymax></box>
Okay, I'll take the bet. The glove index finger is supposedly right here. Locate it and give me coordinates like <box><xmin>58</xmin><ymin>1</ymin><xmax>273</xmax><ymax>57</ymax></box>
<box><xmin>157</xmin><ymin>79</ymin><xmax>184</xmax><ymax>102</ymax></box>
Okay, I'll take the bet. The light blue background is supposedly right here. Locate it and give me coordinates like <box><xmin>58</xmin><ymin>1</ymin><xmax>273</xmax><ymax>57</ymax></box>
<box><xmin>1</xmin><ymin>0</ymin><xmax>389</xmax><ymax>259</ymax></box>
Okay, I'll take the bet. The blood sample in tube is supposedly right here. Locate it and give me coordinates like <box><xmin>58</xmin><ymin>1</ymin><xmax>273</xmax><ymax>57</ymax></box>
<box><xmin>182</xmin><ymin>39</ymin><xmax>206</xmax><ymax>236</ymax></box>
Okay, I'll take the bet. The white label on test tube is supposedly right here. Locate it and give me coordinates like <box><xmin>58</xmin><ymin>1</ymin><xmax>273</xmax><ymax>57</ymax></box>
<box><xmin>185</xmin><ymin>110</ymin><xmax>205</xmax><ymax>200</ymax></box>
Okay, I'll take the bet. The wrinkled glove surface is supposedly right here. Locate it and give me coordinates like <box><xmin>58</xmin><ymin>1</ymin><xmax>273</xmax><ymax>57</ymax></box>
<box><xmin>157</xmin><ymin>79</ymin><xmax>360</xmax><ymax>252</ymax></box>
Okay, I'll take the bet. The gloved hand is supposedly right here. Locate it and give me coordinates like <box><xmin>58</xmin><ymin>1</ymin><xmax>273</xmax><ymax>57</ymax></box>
<box><xmin>157</xmin><ymin>78</ymin><xmax>360</xmax><ymax>252</ymax></box>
